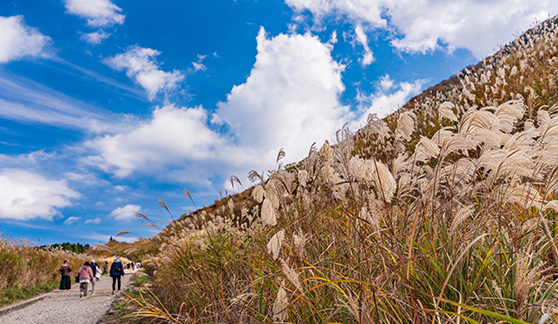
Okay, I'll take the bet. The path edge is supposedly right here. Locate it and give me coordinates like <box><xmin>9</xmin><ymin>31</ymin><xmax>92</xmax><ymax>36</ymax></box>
<box><xmin>0</xmin><ymin>291</ymin><xmax>54</xmax><ymax>316</ymax></box>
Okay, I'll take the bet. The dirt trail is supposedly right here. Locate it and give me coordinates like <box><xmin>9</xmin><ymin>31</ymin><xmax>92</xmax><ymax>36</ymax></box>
<box><xmin>0</xmin><ymin>271</ymin><xmax>134</xmax><ymax>324</ymax></box>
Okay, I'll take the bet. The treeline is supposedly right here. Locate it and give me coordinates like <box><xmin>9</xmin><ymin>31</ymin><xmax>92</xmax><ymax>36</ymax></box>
<box><xmin>41</xmin><ymin>242</ymin><xmax>90</xmax><ymax>254</ymax></box>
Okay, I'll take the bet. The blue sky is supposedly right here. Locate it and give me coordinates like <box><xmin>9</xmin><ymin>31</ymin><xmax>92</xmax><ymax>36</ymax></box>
<box><xmin>1</xmin><ymin>0</ymin><xmax>557</xmax><ymax>245</ymax></box>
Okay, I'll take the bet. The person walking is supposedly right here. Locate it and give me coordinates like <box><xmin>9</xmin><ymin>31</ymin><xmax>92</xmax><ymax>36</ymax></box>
<box><xmin>110</xmin><ymin>256</ymin><xmax>125</xmax><ymax>294</ymax></box>
<box><xmin>89</xmin><ymin>260</ymin><xmax>99</xmax><ymax>295</ymax></box>
<box><xmin>58</xmin><ymin>259</ymin><xmax>72</xmax><ymax>290</ymax></box>
<box><xmin>103</xmin><ymin>261</ymin><xmax>109</xmax><ymax>275</ymax></box>
<box><xmin>77</xmin><ymin>261</ymin><xmax>94</xmax><ymax>298</ymax></box>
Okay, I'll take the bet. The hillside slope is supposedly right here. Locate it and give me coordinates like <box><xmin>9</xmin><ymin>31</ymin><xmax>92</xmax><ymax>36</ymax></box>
<box><xmin>131</xmin><ymin>16</ymin><xmax>558</xmax><ymax>323</ymax></box>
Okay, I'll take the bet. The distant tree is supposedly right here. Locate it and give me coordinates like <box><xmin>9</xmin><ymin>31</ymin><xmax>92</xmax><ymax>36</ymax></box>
<box><xmin>42</xmin><ymin>242</ymin><xmax>90</xmax><ymax>254</ymax></box>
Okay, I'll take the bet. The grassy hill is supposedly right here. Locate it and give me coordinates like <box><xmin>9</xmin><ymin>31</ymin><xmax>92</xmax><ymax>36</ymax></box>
<box><xmin>123</xmin><ymin>16</ymin><xmax>558</xmax><ymax>323</ymax></box>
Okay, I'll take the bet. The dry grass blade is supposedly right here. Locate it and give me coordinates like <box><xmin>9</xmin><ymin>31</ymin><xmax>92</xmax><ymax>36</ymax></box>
<box><xmin>230</xmin><ymin>175</ymin><xmax>242</xmax><ymax>189</ymax></box>
<box><xmin>115</xmin><ymin>231</ymin><xmax>133</xmax><ymax>237</ymax></box>
<box><xmin>184</xmin><ymin>188</ymin><xmax>197</xmax><ymax>209</ymax></box>
<box><xmin>158</xmin><ymin>199</ymin><xmax>175</xmax><ymax>220</ymax></box>
<box><xmin>248</xmin><ymin>170</ymin><xmax>264</xmax><ymax>184</ymax></box>
<box><xmin>93</xmin><ymin>243</ymin><xmax>117</xmax><ymax>254</ymax></box>
<box><xmin>135</xmin><ymin>212</ymin><xmax>150</xmax><ymax>222</ymax></box>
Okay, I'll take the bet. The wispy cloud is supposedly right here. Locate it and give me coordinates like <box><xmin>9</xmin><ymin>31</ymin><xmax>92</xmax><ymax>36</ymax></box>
<box><xmin>0</xmin><ymin>71</ymin><xmax>118</xmax><ymax>132</ymax></box>
<box><xmin>63</xmin><ymin>216</ymin><xmax>80</xmax><ymax>225</ymax></box>
<box><xmin>354</xmin><ymin>25</ymin><xmax>374</xmax><ymax>67</ymax></box>
<box><xmin>79</xmin><ymin>232</ymin><xmax>138</xmax><ymax>243</ymax></box>
<box><xmin>51</xmin><ymin>58</ymin><xmax>148</xmax><ymax>101</ymax></box>
<box><xmin>84</xmin><ymin>217</ymin><xmax>102</xmax><ymax>224</ymax></box>
<box><xmin>191</xmin><ymin>54</ymin><xmax>208</xmax><ymax>72</ymax></box>
<box><xmin>0</xmin><ymin>16</ymin><xmax>51</xmax><ymax>64</ymax></box>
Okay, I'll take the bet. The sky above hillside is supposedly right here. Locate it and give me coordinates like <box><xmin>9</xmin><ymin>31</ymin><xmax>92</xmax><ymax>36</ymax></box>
<box><xmin>1</xmin><ymin>0</ymin><xmax>557</xmax><ymax>245</ymax></box>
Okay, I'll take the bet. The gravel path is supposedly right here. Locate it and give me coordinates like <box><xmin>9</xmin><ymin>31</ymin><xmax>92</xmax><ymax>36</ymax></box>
<box><xmin>0</xmin><ymin>271</ymin><xmax>133</xmax><ymax>324</ymax></box>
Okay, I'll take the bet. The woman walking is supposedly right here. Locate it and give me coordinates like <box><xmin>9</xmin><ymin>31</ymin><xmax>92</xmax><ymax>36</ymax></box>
<box><xmin>110</xmin><ymin>256</ymin><xmax>125</xmax><ymax>294</ymax></box>
<box><xmin>77</xmin><ymin>261</ymin><xmax>94</xmax><ymax>298</ymax></box>
<box><xmin>58</xmin><ymin>259</ymin><xmax>72</xmax><ymax>290</ymax></box>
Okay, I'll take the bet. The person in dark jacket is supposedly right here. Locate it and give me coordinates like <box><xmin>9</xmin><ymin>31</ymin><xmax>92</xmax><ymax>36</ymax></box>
<box><xmin>110</xmin><ymin>256</ymin><xmax>125</xmax><ymax>294</ymax></box>
<box><xmin>59</xmin><ymin>259</ymin><xmax>72</xmax><ymax>290</ymax></box>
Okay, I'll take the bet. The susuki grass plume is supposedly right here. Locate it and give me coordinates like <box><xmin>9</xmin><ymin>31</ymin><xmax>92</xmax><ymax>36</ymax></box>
<box><xmin>121</xmin><ymin>15</ymin><xmax>558</xmax><ymax>324</ymax></box>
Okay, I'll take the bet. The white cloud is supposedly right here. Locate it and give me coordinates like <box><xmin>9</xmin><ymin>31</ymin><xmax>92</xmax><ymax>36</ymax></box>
<box><xmin>86</xmin><ymin>28</ymin><xmax>353</xmax><ymax>185</ymax></box>
<box><xmin>0</xmin><ymin>72</ymin><xmax>118</xmax><ymax>132</ymax></box>
<box><xmin>354</xmin><ymin>25</ymin><xmax>374</xmax><ymax>66</ymax></box>
<box><xmin>63</xmin><ymin>216</ymin><xmax>80</xmax><ymax>225</ymax></box>
<box><xmin>81</xmin><ymin>30</ymin><xmax>111</xmax><ymax>45</ymax></box>
<box><xmin>378</xmin><ymin>74</ymin><xmax>394</xmax><ymax>92</ymax></box>
<box><xmin>215</xmin><ymin>27</ymin><xmax>350</xmax><ymax>166</ymax></box>
<box><xmin>0</xmin><ymin>169</ymin><xmax>80</xmax><ymax>221</ymax></box>
<box><xmin>63</xmin><ymin>0</ymin><xmax>125</xmax><ymax>27</ymax></box>
<box><xmin>352</xmin><ymin>75</ymin><xmax>425</xmax><ymax>128</ymax></box>
<box><xmin>110</xmin><ymin>204</ymin><xmax>141</xmax><ymax>221</ymax></box>
<box><xmin>192</xmin><ymin>62</ymin><xmax>207</xmax><ymax>72</ymax></box>
<box><xmin>85</xmin><ymin>105</ymin><xmax>224</xmax><ymax>177</ymax></box>
<box><xmin>286</xmin><ymin>0</ymin><xmax>386</xmax><ymax>28</ymax></box>
<box><xmin>286</xmin><ymin>0</ymin><xmax>558</xmax><ymax>58</ymax></box>
<box><xmin>105</xmin><ymin>46</ymin><xmax>184</xmax><ymax>100</ymax></box>
<box><xmin>85</xmin><ymin>217</ymin><xmax>102</xmax><ymax>224</ymax></box>
<box><xmin>191</xmin><ymin>54</ymin><xmax>208</xmax><ymax>72</ymax></box>
<box><xmin>0</xmin><ymin>16</ymin><xmax>50</xmax><ymax>64</ymax></box>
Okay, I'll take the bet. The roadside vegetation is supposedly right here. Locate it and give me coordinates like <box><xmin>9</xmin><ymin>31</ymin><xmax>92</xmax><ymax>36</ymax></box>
<box><xmin>120</xmin><ymin>17</ymin><xmax>558</xmax><ymax>323</ymax></box>
<box><xmin>0</xmin><ymin>237</ymin><xmax>89</xmax><ymax>306</ymax></box>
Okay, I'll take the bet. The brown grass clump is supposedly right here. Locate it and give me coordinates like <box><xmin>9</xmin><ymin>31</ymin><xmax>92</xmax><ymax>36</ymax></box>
<box><xmin>0</xmin><ymin>237</ymin><xmax>88</xmax><ymax>305</ymax></box>
<box><xmin>121</xmin><ymin>16</ymin><xmax>558</xmax><ymax>324</ymax></box>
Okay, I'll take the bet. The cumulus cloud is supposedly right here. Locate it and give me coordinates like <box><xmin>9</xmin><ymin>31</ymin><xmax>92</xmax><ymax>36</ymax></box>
<box><xmin>85</xmin><ymin>105</ymin><xmax>224</xmax><ymax>177</ymax></box>
<box><xmin>286</xmin><ymin>0</ymin><xmax>558</xmax><ymax>58</ymax></box>
<box><xmin>81</xmin><ymin>28</ymin><xmax>351</xmax><ymax>188</ymax></box>
<box><xmin>81</xmin><ymin>30</ymin><xmax>111</xmax><ymax>45</ymax></box>
<box><xmin>0</xmin><ymin>16</ymin><xmax>50</xmax><ymax>64</ymax></box>
<box><xmin>63</xmin><ymin>0</ymin><xmax>125</xmax><ymax>27</ymax></box>
<box><xmin>0</xmin><ymin>169</ymin><xmax>80</xmax><ymax>220</ymax></box>
<box><xmin>63</xmin><ymin>216</ymin><xmax>80</xmax><ymax>225</ymax></box>
<box><xmin>105</xmin><ymin>46</ymin><xmax>184</xmax><ymax>100</ymax></box>
<box><xmin>86</xmin><ymin>28</ymin><xmax>353</xmax><ymax>184</ymax></box>
<box><xmin>110</xmin><ymin>204</ymin><xmax>141</xmax><ymax>221</ymax></box>
<box><xmin>215</xmin><ymin>27</ymin><xmax>350</xmax><ymax>165</ymax></box>
<box><xmin>351</xmin><ymin>75</ymin><xmax>425</xmax><ymax>128</ymax></box>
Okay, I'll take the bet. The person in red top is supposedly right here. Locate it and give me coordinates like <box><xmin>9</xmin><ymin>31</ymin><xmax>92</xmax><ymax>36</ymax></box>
<box><xmin>77</xmin><ymin>261</ymin><xmax>94</xmax><ymax>298</ymax></box>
